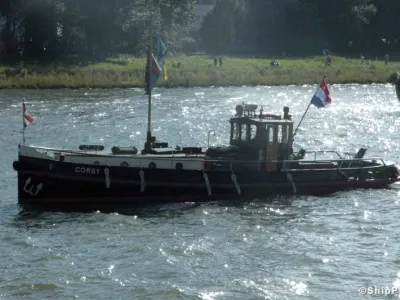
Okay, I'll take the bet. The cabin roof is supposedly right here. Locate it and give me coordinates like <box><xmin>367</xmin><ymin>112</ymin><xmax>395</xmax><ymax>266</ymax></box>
<box><xmin>229</xmin><ymin>117</ymin><xmax>293</xmax><ymax>125</ymax></box>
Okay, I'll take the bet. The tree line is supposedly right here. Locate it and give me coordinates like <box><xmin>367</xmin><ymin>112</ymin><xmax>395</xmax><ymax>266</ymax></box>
<box><xmin>0</xmin><ymin>0</ymin><xmax>399</xmax><ymax>62</ymax></box>
<box><xmin>200</xmin><ymin>0</ymin><xmax>400</xmax><ymax>58</ymax></box>
<box><xmin>0</xmin><ymin>0</ymin><xmax>196</xmax><ymax>61</ymax></box>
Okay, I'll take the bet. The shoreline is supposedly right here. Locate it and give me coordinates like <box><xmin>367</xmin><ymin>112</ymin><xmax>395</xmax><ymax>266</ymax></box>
<box><xmin>0</xmin><ymin>55</ymin><xmax>398</xmax><ymax>89</ymax></box>
<box><xmin>0</xmin><ymin>81</ymin><xmax>396</xmax><ymax>91</ymax></box>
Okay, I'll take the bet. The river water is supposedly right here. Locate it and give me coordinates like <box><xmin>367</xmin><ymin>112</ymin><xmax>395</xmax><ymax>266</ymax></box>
<box><xmin>1</xmin><ymin>84</ymin><xmax>400</xmax><ymax>299</ymax></box>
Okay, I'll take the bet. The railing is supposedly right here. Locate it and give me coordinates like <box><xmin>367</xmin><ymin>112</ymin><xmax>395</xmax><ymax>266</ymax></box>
<box><xmin>29</xmin><ymin>145</ymin><xmax>206</xmax><ymax>158</ymax></box>
<box><xmin>202</xmin><ymin>157</ymin><xmax>386</xmax><ymax>172</ymax></box>
<box><xmin>23</xmin><ymin>144</ymin><xmax>387</xmax><ymax>171</ymax></box>
<box><xmin>302</xmin><ymin>150</ymin><xmax>344</xmax><ymax>160</ymax></box>
<box><xmin>29</xmin><ymin>145</ymin><xmax>346</xmax><ymax>160</ymax></box>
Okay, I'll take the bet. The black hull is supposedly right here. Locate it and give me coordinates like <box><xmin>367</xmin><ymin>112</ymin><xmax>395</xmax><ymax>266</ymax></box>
<box><xmin>14</xmin><ymin>154</ymin><xmax>400</xmax><ymax>211</ymax></box>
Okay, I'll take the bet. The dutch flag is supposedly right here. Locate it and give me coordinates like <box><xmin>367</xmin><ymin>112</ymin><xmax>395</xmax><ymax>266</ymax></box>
<box><xmin>311</xmin><ymin>76</ymin><xmax>332</xmax><ymax>108</ymax></box>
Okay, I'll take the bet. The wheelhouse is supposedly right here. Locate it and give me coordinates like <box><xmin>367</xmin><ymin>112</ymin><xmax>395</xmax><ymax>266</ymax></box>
<box><xmin>229</xmin><ymin>104</ymin><xmax>294</xmax><ymax>168</ymax></box>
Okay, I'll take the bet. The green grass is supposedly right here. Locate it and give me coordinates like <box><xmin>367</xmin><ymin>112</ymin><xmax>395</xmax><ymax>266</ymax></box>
<box><xmin>0</xmin><ymin>55</ymin><xmax>399</xmax><ymax>89</ymax></box>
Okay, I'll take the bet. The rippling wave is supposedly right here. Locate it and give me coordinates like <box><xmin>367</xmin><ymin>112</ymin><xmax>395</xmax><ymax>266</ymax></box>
<box><xmin>1</xmin><ymin>84</ymin><xmax>400</xmax><ymax>299</ymax></box>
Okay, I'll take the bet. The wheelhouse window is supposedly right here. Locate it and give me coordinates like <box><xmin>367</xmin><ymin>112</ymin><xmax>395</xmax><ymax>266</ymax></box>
<box><xmin>230</xmin><ymin>122</ymin><xmax>258</xmax><ymax>143</ymax></box>
<box><xmin>250</xmin><ymin>124</ymin><xmax>257</xmax><ymax>140</ymax></box>
<box><xmin>231</xmin><ymin>122</ymin><xmax>245</xmax><ymax>143</ymax></box>
<box><xmin>267</xmin><ymin>125</ymin><xmax>275</xmax><ymax>143</ymax></box>
<box><xmin>244</xmin><ymin>124</ymin><xmax>257</xmax><ymax>141</ymax></box>
<box><xmin>230</xmin><ymin>121</ymin><xmax>293</xmax><ymax>145</ymax></box>
<box><xmin>279</xmin><ymin>124</ymin><xmax>293</xmax><ymax>143</ymax></box>
<box><xmin>235</xmin><ymin>123</ymin><xmax>242</xmax><ymax>140</ymax></box>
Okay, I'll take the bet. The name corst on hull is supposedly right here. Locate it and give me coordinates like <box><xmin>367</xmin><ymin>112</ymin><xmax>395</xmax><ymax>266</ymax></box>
<box><xmin>75</xmin><ymin>167</ymin><xmax>101</xmax><ymax>175</ymax></box>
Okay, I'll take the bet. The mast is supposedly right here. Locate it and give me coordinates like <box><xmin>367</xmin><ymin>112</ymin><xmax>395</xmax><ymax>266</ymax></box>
<box><xmin>144</xmin><ymin>0</ymin><xmax>154</xmax><ymax>153</ymax></box>
<box><xmin>144</xmin><ymin>45</ymin><xmax>152</xmax><ymax>152</ymax></box>
<box><xmin>22</xmin><ymin>98</ymin><xmax>26</xmax><ymax>145</ymax></box>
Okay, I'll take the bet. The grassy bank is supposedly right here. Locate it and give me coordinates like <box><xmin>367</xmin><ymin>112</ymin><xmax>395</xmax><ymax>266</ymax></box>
<box><xmin>0</xmin><ymin>55</ymin><xmax>399</xmax><ymax>89</ymax></box>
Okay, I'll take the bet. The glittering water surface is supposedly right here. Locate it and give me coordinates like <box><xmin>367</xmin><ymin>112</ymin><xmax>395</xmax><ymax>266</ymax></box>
<box><xmin>1</xmin><ymin>84</ymin><xmax>400</xmax><ymax>299</ymax></box>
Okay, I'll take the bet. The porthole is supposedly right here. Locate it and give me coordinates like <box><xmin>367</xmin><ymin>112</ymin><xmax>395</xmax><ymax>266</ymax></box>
<box><xmin>120</xmin><ymin>161</ymin><xmax>129</xmax><ymax>167</ymax></box>
<box><xmin>175</xmin><ymin>162</ymin><xmax>183</xmax><ymax>170</ymax></box>
<box><xmin>149</xmin><ymin>162</ymin><xmax>156</xmax><ymax>169</ymax></box>
<box><xmin>93</xmin><ymin>161</ymin><xmax>100</xmax><ymax>165</ymax></box>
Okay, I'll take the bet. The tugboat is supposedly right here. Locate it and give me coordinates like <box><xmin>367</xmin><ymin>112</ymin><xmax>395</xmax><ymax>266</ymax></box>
<box><xmin>13</xmin><ymin>100</ymin><xmax>400</xmax><ymax>210</ymax></box>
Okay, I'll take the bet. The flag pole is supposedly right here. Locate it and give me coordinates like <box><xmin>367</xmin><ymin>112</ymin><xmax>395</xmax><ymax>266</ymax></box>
<box><xmin>293</xmin><ymin>75</ymin><xmax>326</xmax><ymax>138</ymax></box>
<box><xmin>293</xmin><ymin>102</ymin><xmax>312</xmax><ymax>138</ymax></box>
<box><xmin>144</xmin><ymin>45</ymin><xmax>152</xmax><ymax>153</ymax></box>
<box><xmin>22</xmin><ymin>97</ymin><xmax>26</xmax><ymax>145</ymax></box>
<box><xmin>144</xmin><ymin>0</ymin><xmax>153</xmax><ymax>153</ymax></box>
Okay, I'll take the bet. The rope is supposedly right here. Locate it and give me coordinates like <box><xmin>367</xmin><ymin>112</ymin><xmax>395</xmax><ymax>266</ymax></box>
<box><xmin>231</xmin><ymin>172</ymin><xmax>241</xmax><ymax>195</ymax></box>
<box><xmin>104</xmin><ymin>166</ymin><xmax>111</xmax><ymax>188</ymax></box>
<box><xmin>286</xmin><ymin>172</ymin><xmax>296</xmax><ymax>193</ymax></box>
<box><xmin>203</xmin><ymin>172</ymin><xmax>211</xmax><ymax>196</ymax></box>
<box><xmin>139</xmin><ymin>169</ymin><xmax>146</xmax><ymax>192</ymax></box>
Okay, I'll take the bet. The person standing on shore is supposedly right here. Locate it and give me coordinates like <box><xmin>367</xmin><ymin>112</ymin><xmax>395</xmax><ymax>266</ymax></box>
<box><xmin>385</xmin><ymin>53</ymin><xmax>389</xmax><ymax>65</ymax></box>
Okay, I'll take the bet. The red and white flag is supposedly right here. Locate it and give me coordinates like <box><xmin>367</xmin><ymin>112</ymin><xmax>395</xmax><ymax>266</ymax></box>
<box><xmin>23</xmin><ymin>102</ymin><xmax>34</xmax><ymax>127</ymax></box>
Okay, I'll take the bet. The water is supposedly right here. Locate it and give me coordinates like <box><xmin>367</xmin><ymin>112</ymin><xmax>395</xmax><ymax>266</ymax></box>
<box><xmin>1</xmin><ymin>84</ymin><xmax>400</xmax><ymax>299</ymax></box>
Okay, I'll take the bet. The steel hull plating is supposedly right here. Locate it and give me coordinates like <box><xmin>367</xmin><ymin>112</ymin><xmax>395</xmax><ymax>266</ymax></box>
<box><xmin>15</xmin><ymin>154</ymin><xmax>399</xmax><ymax>210</ymax></box>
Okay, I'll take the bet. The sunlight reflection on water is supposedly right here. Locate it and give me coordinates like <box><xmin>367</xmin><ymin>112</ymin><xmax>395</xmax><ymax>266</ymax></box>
<box><xmin>0</xmin><ymin>84</ymin><xmax>400</xmax><ymax>299</ymax></box>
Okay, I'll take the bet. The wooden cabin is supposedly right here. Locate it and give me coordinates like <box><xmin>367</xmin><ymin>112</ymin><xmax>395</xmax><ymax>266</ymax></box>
<box><xmin>229</xmin><ymin>104</ymin><xmax>294</xmax><ymax>170</ymax></box>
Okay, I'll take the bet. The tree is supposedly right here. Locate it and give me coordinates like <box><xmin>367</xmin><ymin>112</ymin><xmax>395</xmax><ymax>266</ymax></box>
<box><xmin>199</xmin><ymin>0</ymin><xmax>246</xmax><ymax>54</ymax></box>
